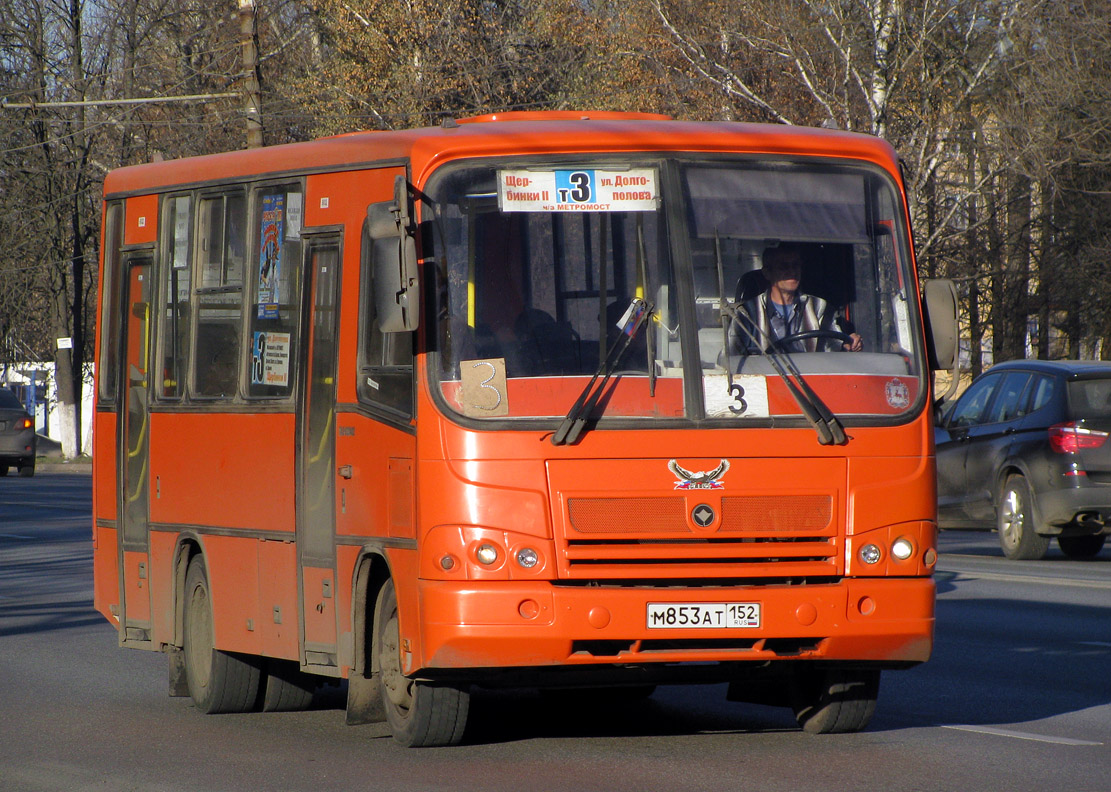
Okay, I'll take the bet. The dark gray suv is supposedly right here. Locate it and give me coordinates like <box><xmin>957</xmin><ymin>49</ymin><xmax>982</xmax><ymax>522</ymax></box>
<box><xmin>0</xmin><ymin>387</ymin><xmax>36</xmax><ymax>477</ymax></box>
<box><xmin>936</xmin><ymin>360</ymin><xmax>1111</xmax><ymax>559</ymax></box>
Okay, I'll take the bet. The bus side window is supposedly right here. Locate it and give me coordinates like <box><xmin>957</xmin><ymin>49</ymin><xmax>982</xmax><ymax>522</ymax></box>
<box><xmin>358</xmin><ymin>223</ymin><xmax>414</xmax><ymax>418</ymax></box>
<box><xmin>192</xmin><ymin>192</ymin><xmax>246</xmax><ymax>399</ymax></box>
<box><xmin>98</xmin><ymin>201</ymin><xmax>125</xmax><ymax>404</ymax></box>
<box><xmin>159</xmin><ymin>194</ymin><xmax>192</xmax><ymax>399</ymax></box>
<box><xmin>247</xmin><ymin>186</ymin><xmax>302</xmax><ymax>398</ymax></box>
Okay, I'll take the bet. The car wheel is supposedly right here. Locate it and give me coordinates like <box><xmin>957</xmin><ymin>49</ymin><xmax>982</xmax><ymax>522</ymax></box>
<box><xmin>18</xmin><ymin>461</ymin><xmax>34</xmax><ymax>477</ymax></box>
<box><xmin>997</xmin><ymin>475</ymin><xmax>1050</xmax><ymax>560</ymax></box>
<box><xmin>376</xmin><ymin>579</ymin><xmax>469</xmax><ymax>747</ymax></box>
<box><xmin>790</xmin><ymin>666</ymin><xmax>880</xmax><ymax>734</ymax></box>
<box><xmin>1057</xmin><ymin>534</ymin><xmax>1106</xmax><ymax>559</ymax></box>
<box><xmin>0</xmin><ymin>464</ymin><xmax>8</xmax><ymax>476</ymax></box>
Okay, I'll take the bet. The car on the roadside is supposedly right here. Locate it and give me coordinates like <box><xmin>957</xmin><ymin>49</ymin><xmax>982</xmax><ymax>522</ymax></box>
<box><xmin>935</xmin><ymin>359</ymin><xmax>1111</xmax><ymax>559</ymax></box>
<box><xmin>0</xmin><ymin>387</ymin><xmax>36</xmax><ymax>477</ymax></box>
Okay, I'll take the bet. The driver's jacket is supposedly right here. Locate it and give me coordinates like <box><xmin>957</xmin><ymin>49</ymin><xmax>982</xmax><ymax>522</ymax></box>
<box><xmin>729</xmin><ymin>290</ymin><xmax>839</xmax><ymax>354</ymax></box>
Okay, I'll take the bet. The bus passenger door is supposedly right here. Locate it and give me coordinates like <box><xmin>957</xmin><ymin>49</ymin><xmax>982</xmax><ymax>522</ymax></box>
<box><xmin>119</xmin><ymin>256</ymin><xmax>153</xmax><ymax>647</ymax></box>
<box><xmin>297</xmin><ymin>235</ymin><xmax>341</xmax><ymax>670</ymax></box>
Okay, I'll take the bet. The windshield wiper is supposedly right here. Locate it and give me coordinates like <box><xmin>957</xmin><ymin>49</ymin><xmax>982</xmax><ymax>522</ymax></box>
<box><xmin>552</xmin><ymin>298</ymin><xmax>652</xmax><ymax>446</ymax></box>
<box><xmin>714</xmin><ymin>235</ymin><xmax>846</xmax><ymax>446</ymax></box>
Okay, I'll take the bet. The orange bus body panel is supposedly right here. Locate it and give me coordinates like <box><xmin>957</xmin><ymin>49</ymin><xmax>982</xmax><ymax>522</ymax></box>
<box><xmin>146</xmin><ymin>412</ymin><xmax>295</xmax><ymax>532</ymax></box>
<box><xmin>93</xmin><ymin>525</ymin><xmax>120</xmax><ymax>625</ymax></box>
<box><xmin>257</xmin><ymin>539</ymin><xmax>299</xmax><ymax>659</ymax></box>
<box><xmin>123</xmin><ymin>194</ymin><xmax>158</xmax><ymax>246</ymax></box>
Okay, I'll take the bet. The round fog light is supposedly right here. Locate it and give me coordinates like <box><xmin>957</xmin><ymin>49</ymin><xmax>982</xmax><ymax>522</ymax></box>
<box><xmin>891</xmin><ymin>537</ymin><xmax>914</xmax><ymax>560</ymax></box>
<box><xmin>516</xmin><ymin>547</ymin><xmax>539</xmax><ymax>568</ymax></box>
<box><xmin>476</xmin><ymin>543</ymin><xmax>499</xmax><ymax>565</ymax></box>
<box><xmin>859</xmin><ymin>543</ymin><xmax>882</xmax><ymax>565</ymax></box>
<box><xmin>439</xmin><ymin>555</ymin><xmax>456</xmax><ymax>571</ymax></box>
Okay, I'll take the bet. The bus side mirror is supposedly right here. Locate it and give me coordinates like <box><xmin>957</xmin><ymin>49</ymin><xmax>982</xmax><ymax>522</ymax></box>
<box><xmin>922</xmin><ymin>278</ymin><xmax>959</xmax><ymax>402</ymax></box>
<box><xmin>367</xmin><ymin>174</ymin><xmax>420</xmax><ymax>332</ymax></box>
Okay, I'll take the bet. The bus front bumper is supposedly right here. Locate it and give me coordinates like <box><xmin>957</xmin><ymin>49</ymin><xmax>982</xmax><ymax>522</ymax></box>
<box><xmin>416</xmin><ymin>577</ymin><xmax>934</xmax><ymax>673</ymax></box>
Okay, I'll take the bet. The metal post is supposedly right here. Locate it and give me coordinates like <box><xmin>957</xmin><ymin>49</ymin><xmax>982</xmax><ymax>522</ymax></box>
<box><xmin>239</xmin><ymin>0</ymin><xmax>263</xmax><ymax>149</ymax></box>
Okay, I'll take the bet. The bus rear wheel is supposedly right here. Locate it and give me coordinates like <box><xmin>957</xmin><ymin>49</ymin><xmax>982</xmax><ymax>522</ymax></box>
<box><xmin>790</xmin><ymin>666</ymin><xmax>880</xmax><ymax>734</ymax></box>
<box><xmin>182</xmin><ymin>557</ymin><xmax>263</xmax><ymax>714</ymax></box>
<box><xmin>375</xmin><ymin>580</ymin><xmax>469</xmax><ymax>747</ymax></box>
<box><xmin>262</xmin><ymin>659</ymin><xmax>317</xmax><ymax>712</ymax></box>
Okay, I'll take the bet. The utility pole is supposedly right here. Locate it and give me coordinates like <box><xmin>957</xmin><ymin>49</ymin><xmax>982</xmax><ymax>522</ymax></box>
<box><xmin>239</xmin><ymin>0</ymin><xmax>263</xmax><ymax>148</ymax></box>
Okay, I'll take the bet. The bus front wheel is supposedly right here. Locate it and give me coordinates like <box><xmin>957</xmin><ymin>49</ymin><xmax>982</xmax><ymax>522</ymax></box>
<box><xmin>182</xmin><ymin>557</ymin><xmax>263</xmax><ymax>714</ymax></box>
<box><xmin>375</xmin><ymin>579</ymin><xmax>469</xmax><ymax>747</ymax></box>
<box><xmin>790</xmin><ymin>666</ymin><xmax>880</xmax><ymax>734</ymax></box>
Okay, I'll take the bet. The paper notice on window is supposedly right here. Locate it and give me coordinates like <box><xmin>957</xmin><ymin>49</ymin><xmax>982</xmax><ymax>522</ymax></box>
<box><xmin>459</xmin><ymin>358</ymin><xmax>509</xmax><ymax>417</ymax></box>
<box><xmin>498</xmin><ymin>169</ymin><xmax>658</xmax><ymax>212</ymax></box>
<box><xmin>703</xmin><ymin>374</ymin><xmax>769</xmax><ymax>418</ymax></box>
<box><xmin>285</xmin><ymin>192</ymin><xmax>303</xmax><ymax>240</ymax></box>
<box><xmin>251</xmin><ymin>331</ymin><xmax>291</xmax><ymax>387</ymax></box>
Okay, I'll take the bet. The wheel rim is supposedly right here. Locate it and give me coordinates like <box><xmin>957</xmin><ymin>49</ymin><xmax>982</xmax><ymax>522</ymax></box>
<box><xmin>1000</xmin><ymin>487</ymin><xmax>1024</xmax><ymax>548</ymax></box>
<box><xmin>185</xmin><ymin>582</ymin><xmax>212</xmax><ymax>690</ymax></box>
<box><xmin>380</xmin><ymin>611</ymin><xmax>412</xmax><ymax>714</ymax></box>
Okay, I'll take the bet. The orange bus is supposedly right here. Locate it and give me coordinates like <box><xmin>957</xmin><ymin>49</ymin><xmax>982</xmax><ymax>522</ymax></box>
<box><xmin>93</xmin><ymin>112</ymin><xmax>957</xmax><ymax>746</ymax></box>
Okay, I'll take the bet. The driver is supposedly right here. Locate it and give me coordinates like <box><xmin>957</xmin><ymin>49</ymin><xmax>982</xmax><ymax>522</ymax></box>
<box><xmin>729</xmin><ymin>243</ymin><xmax>863</xmax><ymax>354</ymax></box>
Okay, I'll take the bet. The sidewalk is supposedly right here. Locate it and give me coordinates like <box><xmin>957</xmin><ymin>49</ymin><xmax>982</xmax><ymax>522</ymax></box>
<box><xmin>35</xmin><ymin>460</ymin><xmax>92</xmax><ymax>474</ymax></box>
<box><xmin>33</xmin><ymin>433</ymin><xmax>92</xmax><ymax>474</ymax></box>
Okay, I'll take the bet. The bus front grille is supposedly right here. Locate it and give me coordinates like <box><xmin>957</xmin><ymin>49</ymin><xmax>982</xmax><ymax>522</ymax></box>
<box><xmin>558</xmin><ymin>495</ymin><xmax>841</xmax><ymax>579</ymax></box>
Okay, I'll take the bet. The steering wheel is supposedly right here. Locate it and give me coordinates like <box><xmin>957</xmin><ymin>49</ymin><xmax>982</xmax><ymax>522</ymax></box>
<box><xmin>772</xmin><ymin>329</ymin><xmax>854</xmax><ymax>352</ymax></box>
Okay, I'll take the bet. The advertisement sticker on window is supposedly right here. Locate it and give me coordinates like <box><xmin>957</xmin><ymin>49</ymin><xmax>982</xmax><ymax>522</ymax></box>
<box><xmin>257</xmin><ymin>194</ymin><xmax>284</xmax><ymax>318</ymax></box>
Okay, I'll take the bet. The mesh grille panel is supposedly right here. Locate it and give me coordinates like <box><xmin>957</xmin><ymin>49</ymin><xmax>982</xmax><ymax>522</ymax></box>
<box><xmin>720</xmin><ymin>495</ymin><xmax>832</xmax><ymax>532</ymax></box>
<box><xmin>568</xmin><ymin>497</ymin><xmax>689</xmax><ymax>534</ymax></box>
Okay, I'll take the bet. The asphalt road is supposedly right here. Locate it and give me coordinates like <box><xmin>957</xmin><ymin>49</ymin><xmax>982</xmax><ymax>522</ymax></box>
<box><xmin>1</xmin><ymin>469</ymin><xmax>1109</xmax><ymax>792</ymax></box>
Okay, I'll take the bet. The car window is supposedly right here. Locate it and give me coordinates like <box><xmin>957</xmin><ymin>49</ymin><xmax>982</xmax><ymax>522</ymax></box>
<box><xmin>983</xmin><ymin>372</ymin><xmax>1031</xmax><ymax>424</ymax></box>
<box><xmin>1028</xmin><ymin>374</ymin><xmax>1056</xmax><ymax>413</ymax></box>
<box><xmin>0</xmin><ymin>388</ymin><xmax>22</xmax><ymax>410</ymax></box>
<box><xmin>948</xmin><ymin>372</ymin><xmax>1002</xmax><ymax>428</ymax></box>
<box><xmin>1068</xmin><ymin>378</ymin><xmax>1111</xmax><ymax>420</ymax></box>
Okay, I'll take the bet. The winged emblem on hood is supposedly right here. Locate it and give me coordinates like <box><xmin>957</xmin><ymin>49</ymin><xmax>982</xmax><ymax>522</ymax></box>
<box><xmin>669</xmin><ymin>459</ymin><xmax>730</xmax><ymax>489</ymax></box>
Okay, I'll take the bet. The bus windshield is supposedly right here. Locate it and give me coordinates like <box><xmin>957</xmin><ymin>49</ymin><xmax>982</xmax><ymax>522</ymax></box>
<box><xmin>428</xmin><ymin>157</ymin><xmax>923</xmax><ymax>425</ymax></box>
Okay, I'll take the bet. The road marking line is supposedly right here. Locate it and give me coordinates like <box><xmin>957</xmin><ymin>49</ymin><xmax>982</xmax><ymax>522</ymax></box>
<box><xmin>942</xmin><ymin>725</ymin><xmax>1102</xmax><ymax>746</ymax></box>
<box><xmin>0</xmin><ymin>533</ymin><xmax>35</xmax><ymax>539</ymax></box>
<box><xmin>1077</xmin><ymin>641</ymin><xmax>1111</xmax><ymax>648</ymax></box>
<box><xmin>937</xmin><ymin>566</ymin><xmax>1111</xmax><ymax>591</ymax></box>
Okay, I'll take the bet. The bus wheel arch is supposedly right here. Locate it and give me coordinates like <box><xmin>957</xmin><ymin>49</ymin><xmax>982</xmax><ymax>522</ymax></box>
<box><xmin>374</xmin><ymin>577</ymin><xmax>470</xmax><ymax>746</ymax></box>
<box><xmin>181</xmin><ymin>553</ymin><xmax>263</xmax><ymax>713</ymax></box>
<box><xmin>172</xmin><ymin>537</ymin><xmax>204</xmax><ymax>648</ymax></box>
<box><xmin>344</xmin><ymin>551</ymin><xmax>390</xmax><ymax>726</ymax></box>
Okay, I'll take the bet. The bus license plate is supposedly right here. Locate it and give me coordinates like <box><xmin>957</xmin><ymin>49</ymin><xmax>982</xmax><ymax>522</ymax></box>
<box><xmin>646</xmin><ymin>602</ymin><xmax>761</xmax><ymax>629</ymax></box>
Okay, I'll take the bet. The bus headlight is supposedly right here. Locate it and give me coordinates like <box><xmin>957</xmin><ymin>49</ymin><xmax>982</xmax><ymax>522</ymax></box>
<box><xmin>891</xmin><ymin>537</ymin><xmax>914</xmax><ymax>561</ymax></box>
<box><xmin>859</xmin><ymin>544</ymin><xmax>882</xmax><ymax>565</ymax></box>
<box><xmin>475</xmin><ymin>543</ymin><xmax>499</xmax><ymax>565</ymax></box>
<box><xmin>515</xmin><ymin>547</ymin><xmax>539</xmax><ymax>569</ymax></box>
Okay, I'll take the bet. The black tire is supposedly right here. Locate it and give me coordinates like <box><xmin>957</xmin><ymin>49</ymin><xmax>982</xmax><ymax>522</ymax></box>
<box><xmin>0</xmin><ymin>464</ymin><xmax>8</xmax><ymax>476</ymax></box>
<box><xmin>1058</xmin><ymin>534</ymin><xmax>1106</xmax><ymax>559</ymax></box>
<box><xmin>182</xmin><ymin>557</ymin><xmax>263</xmax><ymax>714</ymax></box>
<box><xmin>791</xmin><ymin>666</ymin><xmax>880</xmax><ymax>734</ymax></box>
<box><xmin>262</xmin><ymin>659</ymin><xmax>317</xmax><ymax>712</ymax></box>
<box><xmin>376</xmin><ymin>580</ymin><xmax>469</xmax><ymax>747</ymax></box>
<box><xmin>18</xmin><ymin>461</ymin><xmax>34</xmax><ymax>477</ymax></box>
<box><xmin>997</xmin><ymin>475</ymin><xmax>1050</xmax><ymax>560</ymax></box>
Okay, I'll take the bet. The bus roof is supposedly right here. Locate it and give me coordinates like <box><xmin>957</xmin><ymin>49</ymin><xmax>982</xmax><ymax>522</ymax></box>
<box><xmin>102</xmin><ymin>113</ymin><xmax>901</xmax><ymax>198</ymax></box>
